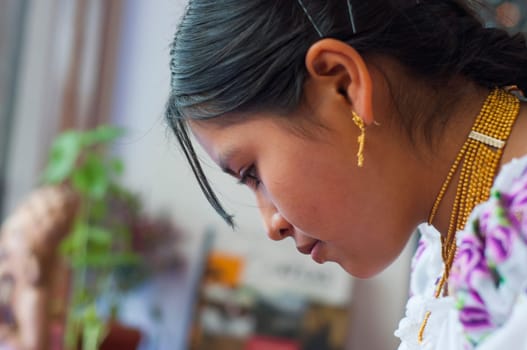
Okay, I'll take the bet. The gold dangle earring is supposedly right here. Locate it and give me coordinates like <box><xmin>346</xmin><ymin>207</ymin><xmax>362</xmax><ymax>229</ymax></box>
<box><xmin>352</xmin><ymin>111</ymin><xmax>366</xmax><ymax>167</ymax></box>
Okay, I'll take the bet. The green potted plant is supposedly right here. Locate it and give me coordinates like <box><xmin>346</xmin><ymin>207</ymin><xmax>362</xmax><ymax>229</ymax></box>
<box><xmin>42</xmin><ymin>125</ymin><xmax>142</xmax><ymax>350</ymax></box>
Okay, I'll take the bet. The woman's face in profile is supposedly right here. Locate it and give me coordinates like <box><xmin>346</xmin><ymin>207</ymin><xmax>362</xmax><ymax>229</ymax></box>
<box><xmin>189</xmin><ymin>102</ymin><xmax>419</xmax><ymax>278</ymax></box>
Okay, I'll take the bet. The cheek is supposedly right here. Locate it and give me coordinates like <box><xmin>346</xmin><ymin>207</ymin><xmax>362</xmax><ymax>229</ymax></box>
<box><xmin>258</xmin><ymin>142</ymin><xmax>414</xmax><ymax>275</ymax></box>
<box><xmin>257</xmin><ymin>133</ymin><xmax>361</xmax><ymax>230</ymax></box>
<box><xmin>264</xmin><ymin>162</ymin><xmax>360</xmax><ymax>238</ymax></box>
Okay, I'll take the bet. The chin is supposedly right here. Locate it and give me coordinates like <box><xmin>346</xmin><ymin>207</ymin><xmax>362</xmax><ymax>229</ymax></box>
<box><xmin>340</xmin><ymin>261</ymin><xmax>387</xmax><ymax>279</ymax></box>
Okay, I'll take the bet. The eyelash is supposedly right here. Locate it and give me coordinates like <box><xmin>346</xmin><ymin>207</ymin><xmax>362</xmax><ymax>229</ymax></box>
<box><xmin>238</xmin><ymin>165</ymin><xmax>261</xmax><ymax>188</ymax></box>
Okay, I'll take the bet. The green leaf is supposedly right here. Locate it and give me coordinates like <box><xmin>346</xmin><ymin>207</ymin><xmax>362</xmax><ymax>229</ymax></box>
<box><xmin>112</xmin><ymin>252</ymin><xmax>142</xmax><ymax>266</ymax></box>
<box><xmin>82</xmin><ymin>126</ymin><xmax>124</xmax><ymax>147</ymax></box>
<box><xmin>81</xmin><ymin>305</ymin><xmax>107</xmax><ymax>350</ymax></box>
<box><xmin>89</xmin><ymin>199</ymin><xmax>108</xmax><ymax>222</ymax></box>
<box><xmin>109</xmin><ymin>158</ymin><xmax>125</xmax><ymax>176</ymax></box>
<box><xmin>59</xmin><ymin>234</ymin><xmax>76</xmax><ymax>256</ymax></box>
<box><xmin>74</xmin><ymin>254</ymin><xmax>114</xmax><ymax>268</ymax></box>
<box><xmin>72</xmin><ymin>155</ymin><xmax>109</xmax><ymax>199</ymax></box>
<box><xmin>42</xmin><ymin>131</ymin><xmax>83</xmax><ymax>184</ymax></box>
<box><xmin>86</xmin><ymin>226</ymin><xmax>113</xmax><ymax>246</ymax></box>
<box><xmin>71</xmin><ymin>252</ymin><xmax>141</xmax><ymax>269</ymax></box>
<box><xmin>60</xmin><ymin>221</ymin><xmax>88</xmax><ymax>257</ymax></box>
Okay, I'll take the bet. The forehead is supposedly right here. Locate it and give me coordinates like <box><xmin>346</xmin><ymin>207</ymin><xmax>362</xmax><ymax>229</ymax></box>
<box><xmin>189</xmin><ymin>113</ymin><xmax>322</xmax><ymax>168</ymax></box>
<box><xmin>189</xmin><ymin>108</ymin><xmax>327</xmax><ymax>146</ymax></box>
<box><xmin>188</xmin><ymin>117</ymin><xmax>269</xmax><ymax>165</ymax></box>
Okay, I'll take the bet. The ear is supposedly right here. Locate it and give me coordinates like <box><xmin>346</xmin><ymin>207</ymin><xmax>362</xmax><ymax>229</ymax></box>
<box><xmin>305</xmin><ymin>39</ymin><xmax>374</xmax><ymax>125</ymax></box>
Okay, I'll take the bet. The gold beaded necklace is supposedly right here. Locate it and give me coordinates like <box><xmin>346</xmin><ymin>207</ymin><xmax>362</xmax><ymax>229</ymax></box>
<box><xmin>418</xmin><ymin>89</ymin><xmax>521</xmax><ymax>344</ymax></box>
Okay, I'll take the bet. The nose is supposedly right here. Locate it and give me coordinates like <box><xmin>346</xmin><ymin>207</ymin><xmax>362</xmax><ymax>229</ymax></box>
<box><xmin>255</xmin><ymin>190</ymin><xmax>294</xmax><ymax>241</ymax></box>
<box><xmin>267</xmin><ymin>212</ymin><xmax>294</xmax><ymax>241</ymax></box>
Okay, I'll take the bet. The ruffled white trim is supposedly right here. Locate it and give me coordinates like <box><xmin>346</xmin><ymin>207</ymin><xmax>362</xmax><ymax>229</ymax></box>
<box><xmin>395</xmin><ymin>294</ymin><xmax>466</xmax><ymax>350</ymax></box>
<box><xmin>396</xmin><ymin>224</ymin><xmax>467</xmax><ymax>350</ymax></box>
<box><xmin>410</xmin><ymin>225</ymin><xmax>443</xmax><ymax>297</ymax></box>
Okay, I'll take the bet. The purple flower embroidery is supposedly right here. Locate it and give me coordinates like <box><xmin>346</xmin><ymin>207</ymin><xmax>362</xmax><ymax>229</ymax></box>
<box><xmin>450</xmin><ymin>223</ymin><xmax>497</xmax><ymax>342</ymax></box>
<box><xmin>478</xmin><ymin>210</ymin><xmax>492</xmax><ymax>238</ymax></box>
<box><xmin>469</xmin><ymin>289</ymin><xmax>485</xmax><ymax>306</ymax></box>
<box><xmin>449</xmin><ymin>159</ymin><xmax>527</xmax><ymax>347</ymax></box>
<box><xmin>458</xmin><ymin>305</ymin><xmax>493</xmax><ymax>331</ymax></box>
<box><xmin>485</xmin><ymin>222</ymin><xmax>514</xmax><ymax>264</ymax></box>
<box><xmin>451</xmin><ymin>233</ymin><xmax>490</xmax><ymax>291</ymax></box>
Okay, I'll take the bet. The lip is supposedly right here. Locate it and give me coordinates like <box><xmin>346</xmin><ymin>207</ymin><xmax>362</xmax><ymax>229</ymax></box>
<box><xmin>297</xmin><ymin>241</ymin><xmax>319</xmax><ymax>255</ymax></box>
<box><xmin>297</xmin><ymin>240</ymin><xmax>324</xmax><ymax>263</ymax></box>
<box><xmin>310</xmin><ymin>241</ymin><xmax>324</xmax><ymax>264</ymax></box>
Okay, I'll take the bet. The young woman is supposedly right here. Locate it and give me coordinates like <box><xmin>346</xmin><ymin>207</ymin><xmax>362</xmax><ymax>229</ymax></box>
<box><xmin>165</xmin><ymin>0</ymin><xmax>527</xmax><ymax>348</ymax></box>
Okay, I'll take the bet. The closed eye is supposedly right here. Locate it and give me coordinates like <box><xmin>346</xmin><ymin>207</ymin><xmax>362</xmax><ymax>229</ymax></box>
<box><xmin>238</xmin><ymin>164</ymin><xmax>261</xmax><ymax>189</ymax></box>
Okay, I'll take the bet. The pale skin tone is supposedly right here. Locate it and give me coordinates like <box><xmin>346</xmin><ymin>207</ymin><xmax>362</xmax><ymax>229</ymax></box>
<box><xmin>190</xmin><ymin>39</ymin><xmax>527</xmax><ymax>279</ymax></box>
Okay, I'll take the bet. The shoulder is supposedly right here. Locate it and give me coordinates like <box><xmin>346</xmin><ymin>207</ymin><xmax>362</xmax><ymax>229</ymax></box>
<box><xmin>449</xmin><ymin>154</ymin><xmax>527</xmax><ymax>347</ymax></box>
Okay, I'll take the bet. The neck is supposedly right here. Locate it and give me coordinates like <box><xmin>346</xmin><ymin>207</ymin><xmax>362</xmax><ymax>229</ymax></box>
<box><xmin>420</xmin><ymin>85</ymin><xmax>490</xmax><ymax>236</ymax></box>
<box><xmin>424</xmin><ymin>88</ymin><xmax>527</xmax><ymax>237</ymax></box>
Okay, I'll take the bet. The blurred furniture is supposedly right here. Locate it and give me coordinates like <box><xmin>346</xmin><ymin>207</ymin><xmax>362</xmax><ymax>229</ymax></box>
<box><xmin>0</xmin><ymin>186</ymin><xmax>79</xmax><ymax>350</ymax></box>
<box><xmin>99</xmin><ymin>323</ymin><xmax>141</xmax><ymax>350</ymax></box>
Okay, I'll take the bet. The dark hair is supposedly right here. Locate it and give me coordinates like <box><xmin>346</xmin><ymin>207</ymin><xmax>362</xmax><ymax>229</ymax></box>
<box><xmin>165</xmin><ymin>0</ymin><xmax>527</xmax><ymax>226</ymax></box>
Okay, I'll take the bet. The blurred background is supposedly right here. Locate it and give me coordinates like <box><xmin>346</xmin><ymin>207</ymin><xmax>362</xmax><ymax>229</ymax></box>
<box><xmin>0</xmin><ymin>1</ymin><xmax>525</xmax><ymax>350</ymax></box>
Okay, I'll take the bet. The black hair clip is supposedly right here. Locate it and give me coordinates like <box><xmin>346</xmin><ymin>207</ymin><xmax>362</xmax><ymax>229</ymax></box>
<box><xmin>296</xmin><ymin>0</ymin><xmax>358</xmax><ymax>37</ymax></box>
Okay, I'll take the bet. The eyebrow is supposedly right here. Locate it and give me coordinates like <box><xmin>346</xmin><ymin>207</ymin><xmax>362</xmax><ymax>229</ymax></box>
<box><xmin>218</xmin><ymin>147</ymin><xmax>239</xmax><ymax>177</ymax></box>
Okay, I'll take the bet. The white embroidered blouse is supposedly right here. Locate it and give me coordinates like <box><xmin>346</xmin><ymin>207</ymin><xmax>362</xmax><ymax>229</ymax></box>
<box><xmin>395</xmin><ymin>155</ymin><xmax>527</xmax><ymax>350</ymax></box>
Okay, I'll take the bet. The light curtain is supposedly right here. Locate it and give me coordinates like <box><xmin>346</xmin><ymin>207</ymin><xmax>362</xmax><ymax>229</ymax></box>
<box><xmin>2</xmin><ymin>0</ymin><xmax>123</xmax><ymax>215</ymax></box>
